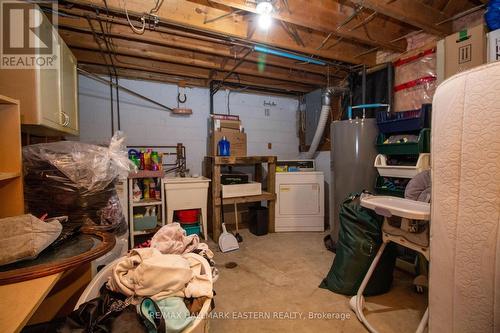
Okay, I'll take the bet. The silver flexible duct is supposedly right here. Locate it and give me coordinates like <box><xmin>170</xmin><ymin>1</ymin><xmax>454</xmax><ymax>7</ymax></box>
<box><xmin>301</xmin><ymin>87</ymin><xmax>348</xmax><ymax>159</ymax></box>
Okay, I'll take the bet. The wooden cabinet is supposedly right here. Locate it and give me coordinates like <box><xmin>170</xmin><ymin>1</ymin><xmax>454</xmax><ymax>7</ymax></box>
<box><xmin>0</xmin><ymin>95</ymin><xmax>23</xmax><ymax>218</ymax></box>
<box><xmin>59</xmin><ymin>39</ymin><xmax>79</xmax><ymax>132</ymax></box>
<box><xmin>0</xmin><ymin>27</ymin><xmax>78</xmax><ymax>136</ymax></box>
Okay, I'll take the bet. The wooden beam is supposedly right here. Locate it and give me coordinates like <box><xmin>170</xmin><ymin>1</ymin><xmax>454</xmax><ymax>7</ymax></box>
<box><xmin>74</xmin><ymin>49</ymin><xmax>315</xmax><ymax>92</ymax></box>
<box><xmin>79</xmin><ymin>63</ymin><xmax>299</xmax><ymax>95</ymax></box>
<box><xmin>201</xmin><ymin>0</ymin><xmax>408</xmax><ymax>52</ymax></box>
<box><xmin>63</xmin><ymin>0</ymin><xmax>376</xmax><ymax>64</ymax></box>
<box><xmin>443</xmin><ymin>0</ymin><xmax>476</xmax><ymax>16</ymax></box>
<box><xmin>348</xmin><ymin>0</ymin><xmax>453</xmax><ymax>36</ymax></box>
<box><xmin>59</xmin><ymin>29</ymin><xmax>328</xmax><ymax>86</ymax></box>
<box><xmin>79</xmin><ymin>63</ymin><xmax>209</xmax><ymax>87</ymax></box>
<box><xmin>54</xmin><ymin>8</ymin><xmax>346</xmax><ymax>78</ymax></box>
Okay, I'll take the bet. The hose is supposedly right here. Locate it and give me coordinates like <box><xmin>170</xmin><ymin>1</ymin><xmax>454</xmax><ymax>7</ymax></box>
<box><xmin>301</xmin><ymin>99</ymin><xmax>331</xmax><ymax>159</ymax></box>
<box><xmin>301</xmin><ymin>87</ymin><xmax>348</xmax><ymax>159</ymax></box>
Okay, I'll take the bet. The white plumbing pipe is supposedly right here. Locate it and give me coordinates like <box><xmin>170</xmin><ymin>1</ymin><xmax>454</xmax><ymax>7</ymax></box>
<box><xmin>301</xmin><ymin>89</ymin><xmax>332</xmax><ymax>159</ymax></box>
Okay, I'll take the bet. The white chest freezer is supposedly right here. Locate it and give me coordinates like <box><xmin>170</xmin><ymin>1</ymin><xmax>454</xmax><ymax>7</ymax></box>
<box><xmin>275</xmin><ymin>171</ymin><xmax>324</xmax><ymax>232</ymax></box>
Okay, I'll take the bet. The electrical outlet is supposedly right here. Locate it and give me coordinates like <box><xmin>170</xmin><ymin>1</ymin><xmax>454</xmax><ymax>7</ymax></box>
<box><xmin>265</xmin><ymin>108</ymin><xmax>270</xmax><ymax>117</ymax></box>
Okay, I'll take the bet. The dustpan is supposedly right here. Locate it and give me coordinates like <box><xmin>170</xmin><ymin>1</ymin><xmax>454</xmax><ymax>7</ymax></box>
<box><xmin>219</xmin><ymin>223</ymin><xmax>239</xmax><ymax>253</ymax></box>
<box><xmin>218</xmin><ymin>191</ymin><xmax>239</xmax><ymax>252</ymax></box>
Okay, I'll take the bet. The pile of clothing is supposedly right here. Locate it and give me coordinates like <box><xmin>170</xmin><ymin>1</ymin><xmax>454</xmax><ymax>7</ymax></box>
<box><xmin>24</xmin><ymin>223</ymin><xmax>216</xmax><ymax>333</ymax></box>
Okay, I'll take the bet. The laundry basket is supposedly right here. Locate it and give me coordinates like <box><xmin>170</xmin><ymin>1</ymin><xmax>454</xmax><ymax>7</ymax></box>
<box><xmin>75</xmin><ymin>257</ymin><xmax>213</xmax><ymax>333</ymax></box>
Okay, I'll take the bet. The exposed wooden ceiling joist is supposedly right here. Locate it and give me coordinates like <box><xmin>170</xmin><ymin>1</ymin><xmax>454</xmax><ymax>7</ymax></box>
<box><xmin>442</xmin><ymin>0</ymin><xmax>477</xmax><ymax>16</ymax></box>
<box><xmin>347</xmin><ymin>0</ymin><xmax>453</xmax><ymax>36</ymax></box>
<box><xmin>74</xmin><ymin>48</ymin><xmax>317</xmax><ymax>93</ymax></box>
<box><xmin>198</xmin><ymin>0</ymin><xmax>408</xmax><ymax>52</ymax></box>
<box><xmin>80</xmin><ymin>63</ymin><xmax>210</xmax><ymax>87</ymax></box>
<box><xmin>54</xmin><ymin>12</ymin><xmax>346</xmax><ymax>78</ymax></box>
<box><xmin>62</xmin><ymin>0</ymin><xmax>377</xmax><ymax>65</ymax></box>
<box><xmin>59</xmin><ymin>29</ymin><xmax>329</xmax><ymax>86</ymax></box>
<box><xmin>79</xmin><ymin>63</ymin><xmax>301</xmax><ymax>96</ymax></box>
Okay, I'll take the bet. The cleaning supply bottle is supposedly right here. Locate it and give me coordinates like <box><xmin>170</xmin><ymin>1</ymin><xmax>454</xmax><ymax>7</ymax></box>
<box><xmin>139</xmin><ymin>150</ymin><xmax>145</xmax><ymax>170</ymax></box>
<box><xmin>151</xmin><ymin>206</ymin><xmax>156</xmax><ymax>217</ymax></box>
<box><xmin>143</xmin><ymin>179</ymin><xmax>150</xmax><ymax>199</ymax></box>
<box><xmin>151</xmin><ymin>151</ymin><xmax>160</xmax><ymax>171</ymax></box>
<box><xmin>144</xmin><ymin>149</ymin><xmax>152</xmax><ymax>170</ymax></box>
<box><xmin>218</xmin><ymin>136</ymin><xmax>230</xmax><ymax>156</ymax></box>
<box><xmin>133</xmin><ymin>179</ymin><xmax>142</xmax><ymax>202</ymax></box>
<box><xmin>154</xmin><ymin>178</ymin><xmax>161</xmax><ymax>199</ymax></box>
<box><xmin>128</xmin><ymin>149</ymin><xmax>141</xmax><ymax>169</ymax></box>
<box><xmin>149</xmin><ymin>178</ymin><xmax>156</xmax><ymax>199</ymax></box>
<box><xmin>158</xmin><ymin>153</ymin><xmax>163</xmax><ymax>171</ymax></box>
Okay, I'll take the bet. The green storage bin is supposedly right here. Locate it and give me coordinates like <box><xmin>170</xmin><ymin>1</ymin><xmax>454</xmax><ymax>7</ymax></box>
<box><xmin>134</xmin><ymin>216</ymin><xmax>158</xmax><ymax>231</ymax></box>
<box><xmin>181</xmin><ymin>222</ymin><xmax>201</xmax><ymax>236</ymax></box>
<box><xmin>376</xmin><ymin>128</ymin><xmax>430</xmax><ymax>155</ymax></box>
<box><xmin>374</xmin><ymin>176</ymin><xmax>407</xmax><ymax>198</ymax></box>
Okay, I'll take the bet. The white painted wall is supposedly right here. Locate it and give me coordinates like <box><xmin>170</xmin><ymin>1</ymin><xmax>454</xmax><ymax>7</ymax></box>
<box><xmin>77</xmin><ymin>75</ymin><xmax>300</xmax><ymax>175</ymax></box>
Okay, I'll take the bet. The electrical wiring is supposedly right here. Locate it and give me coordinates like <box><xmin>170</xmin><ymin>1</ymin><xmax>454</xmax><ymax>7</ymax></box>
<box><xmin>149</xmin><ymin>0</ymin><xmax>164</xmax><ymax>15</ymax></box>
<box><xmin>121</xmin><ymin>0</ymin><xmax>165</xmax><ymax>34</ymax></box>
<box><xmin>122</xmin><ymin>0</ymin><xmax>145</xmax><ymax>34</ymax></box>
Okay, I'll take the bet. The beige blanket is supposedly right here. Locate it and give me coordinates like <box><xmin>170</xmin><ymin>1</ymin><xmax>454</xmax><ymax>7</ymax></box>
<box><xmin>107</xmin><ymin>248</ymin><xmax>213</xmax><ymax>301</ymax></box>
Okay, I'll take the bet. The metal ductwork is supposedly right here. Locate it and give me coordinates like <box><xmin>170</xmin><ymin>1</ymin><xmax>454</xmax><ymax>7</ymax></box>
<box><xmin>301</xmin><ymin>86</ymin><xmax>349</xmax><ymax>159</ymax></box>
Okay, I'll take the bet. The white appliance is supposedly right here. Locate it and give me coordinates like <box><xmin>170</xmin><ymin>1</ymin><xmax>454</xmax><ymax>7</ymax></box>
<box><xmin>275</xmin><ymin>163</ymin><xmax>324</xmax><ymax>232</ymax></box>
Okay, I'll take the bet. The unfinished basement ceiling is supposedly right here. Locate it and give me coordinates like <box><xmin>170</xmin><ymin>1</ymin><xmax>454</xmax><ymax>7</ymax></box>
<box><xmin>51</xmin><ymin>0</ymin><xmax>486</xmax><ymax>94</ymax></box>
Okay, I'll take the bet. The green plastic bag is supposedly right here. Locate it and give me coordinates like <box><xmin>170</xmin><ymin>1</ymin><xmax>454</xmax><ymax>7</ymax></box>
<box><xmin>320</xmin><ymin>193</ymin><xmax>396</xmax><ymax>296</ymax></box>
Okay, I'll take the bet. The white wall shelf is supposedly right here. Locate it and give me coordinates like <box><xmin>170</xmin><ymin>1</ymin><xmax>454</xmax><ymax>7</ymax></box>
<box><xmin>127</xmin><ymin>176</ymin><xmax>165</xmax><ymax>248</ymax></box>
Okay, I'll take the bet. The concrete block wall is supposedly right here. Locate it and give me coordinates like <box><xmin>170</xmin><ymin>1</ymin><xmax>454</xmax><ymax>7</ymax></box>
<box><xmin>77</xmin><ymin>75</ymin><xmax>300</xmax><ymax>175</ymax></box>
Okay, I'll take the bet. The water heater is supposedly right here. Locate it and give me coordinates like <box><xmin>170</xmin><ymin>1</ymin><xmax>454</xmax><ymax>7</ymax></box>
<box><xmin>330</xmin><ymin>118</ymin><xmax>378</xmax><ymax>247</ymax></box>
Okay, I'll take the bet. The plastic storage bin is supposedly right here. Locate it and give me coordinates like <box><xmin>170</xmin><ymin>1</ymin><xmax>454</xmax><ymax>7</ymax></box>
<box><xmin>249</xmin><ymin>205</ymin><xmax>268</xmax><ymax>236</ymax></box>
<box><xmin>176</xmin><ymin>209</ymin><xmax>200</xmax><ymax>223</ymax></box>
<box><xmin>222</xmin><ymin>181</ymin><xmax>261</xmax><ymax>198</ymax></box>
<box><xmin>375</xmin><ymin>176</ymin><xmax>409</xmax><ymax>198</ymax></box>
<box><xmin>376</xmin><ymin>104</ymin><xmax>431</xmax><ymax>134</ymax></box>
<box><xmin>374</xmin><ymin>154</ymin><xmax>430</xmax><ymax>178</ymax></box>
<box><xmin>134</xmin><ymin>216</ymin><xmax>158</xmax><ymax>231</ymax></box>
<box><xmin>376</xmin><ymin>128</ymin><xmax>430</xmax><ymax>155</ymax></box>
<box><xmin>181</xmin><ymin>222</ymin><xmax>201</xmax><ymax>236</ymax></box>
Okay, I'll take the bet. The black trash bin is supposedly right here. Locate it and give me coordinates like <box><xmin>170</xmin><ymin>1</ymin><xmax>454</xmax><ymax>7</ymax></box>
<box><xmin>248</xmin><ymin>205</ymin><xmax>268</xmax><ymax>236</ymax></box>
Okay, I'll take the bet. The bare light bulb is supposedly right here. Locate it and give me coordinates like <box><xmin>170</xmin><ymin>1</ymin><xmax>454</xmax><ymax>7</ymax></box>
<box><xmin>258</xmin><ymin>14</ymin><xmax>272</xmax><ymax>30</ymax></box>
<box><xmin>256</xmin><ymin>1</ymin><xmax>273</xmax><ymax>14</ymax></box>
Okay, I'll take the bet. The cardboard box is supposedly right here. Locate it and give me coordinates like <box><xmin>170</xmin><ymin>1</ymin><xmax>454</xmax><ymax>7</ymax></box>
<box><xmin>444</xmin><ymin>24</ymin><xmax>486</xmax><ymax>79</ymax></box>
<box><xmin>487</xmin><ymin>29</ymin><xmax>500</xmax><ymax>63</ymax></box>
<box><xmin>213</xmin><ymin>119</ymin><xmax>241</xmax><ymax>131</ymax></box>
<box><xmin>208</xmin><ymin>129</ymin><xmax>247</xmax><ymax>157</ymax></box>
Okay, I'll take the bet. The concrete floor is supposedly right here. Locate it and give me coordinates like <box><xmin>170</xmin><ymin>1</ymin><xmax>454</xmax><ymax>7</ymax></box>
<box><xmin>209</xmin><ymin>230</ymin><xmax>427</xmax><ymax>333</ymax></box>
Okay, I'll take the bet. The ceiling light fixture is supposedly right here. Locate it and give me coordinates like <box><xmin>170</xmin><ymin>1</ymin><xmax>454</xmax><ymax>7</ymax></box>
<box><xmin>256</xmin><ymin>0</ymin><xmax>273</xmax><ymax>30</ymax></box>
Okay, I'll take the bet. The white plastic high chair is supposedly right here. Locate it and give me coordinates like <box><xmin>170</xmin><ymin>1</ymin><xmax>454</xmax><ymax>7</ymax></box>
<box><xmin>349</xmin><ymin>194</ymin><xmax>430</xmax><ymax>333</ymax></box>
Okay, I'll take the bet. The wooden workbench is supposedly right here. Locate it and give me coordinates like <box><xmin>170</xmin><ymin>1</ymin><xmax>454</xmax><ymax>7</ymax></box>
<box><xmin>204</xmin><ymin>156</ymin><xmax>277</xmax><ymax>240</ymax></box>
